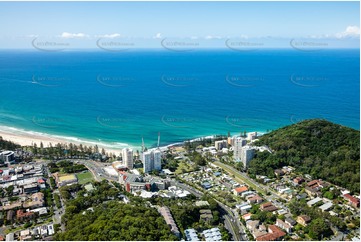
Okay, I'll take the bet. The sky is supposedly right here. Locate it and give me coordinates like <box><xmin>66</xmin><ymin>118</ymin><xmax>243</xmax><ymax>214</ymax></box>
<box><xmin>0</xmin><ymin>1</ymin><xmax>359</xmax><ymax>49</ymax></box>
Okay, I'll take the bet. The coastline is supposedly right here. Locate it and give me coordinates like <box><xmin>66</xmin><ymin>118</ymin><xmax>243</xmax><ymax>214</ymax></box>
<box><xmin>0</xmin><ymin>125</ymin><xmax>125</xmax><ymax>155</ymax></box>
<box><xmin>0</xmin><ymin>124</ymin><xmax>268</xmax><ymax>156</ymax></box>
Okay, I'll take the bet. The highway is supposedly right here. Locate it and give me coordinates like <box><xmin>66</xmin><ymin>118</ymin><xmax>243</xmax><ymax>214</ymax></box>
<box><xmin>74</xmin><ymin>159</ymin><xmax>118</xmax><ymax>182</ymax></box>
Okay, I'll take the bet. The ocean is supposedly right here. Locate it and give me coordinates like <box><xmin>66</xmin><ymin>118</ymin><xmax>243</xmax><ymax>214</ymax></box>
<box><xmin>0</xmin><ymin>49</ymin><xmax>359</xmax><ymax>150</ymax></box>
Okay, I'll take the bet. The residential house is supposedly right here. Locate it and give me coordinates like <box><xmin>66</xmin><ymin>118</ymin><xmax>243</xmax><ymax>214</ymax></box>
<box><xmin>246</xmin><ymin>220</ymin><xmax>260</xmax><ymax>234</ymax></box>
<box><xmin>319</xmin><ymin>202</ymin><xmax>333</xmax><ymax>212</ymax></box>
<box><xmin>242</xmin><ymin>213</ymin><xmax>252</xmax><ymax>221</ymax></box>
<box><xmin>297</xmin><ymin>215</ymin><xmax>311</xmax><ymax>226</ymax></box>
<box><xmin>247</xmin><ymin>195</ymin><xmax>264</xmax><ymax>204</ymax></box>
<box><xmin>305</xmin><ymin>179</ymin><xmax>326</xmax><ymax>197</ymax></box>
<box><xmin>256</xmin><ymin>225</ymin><xmax>286</xmax><ymax>241</ymax></box>
<box><xmin>199</xmin><ymin>209</ymin><xmax>213</xmax><ymax>223</ymax></box>
<box><xmin>344</xmin><ymin>194</ymin><xmax>360</xmax><ymax>208</ymax></box>
<box><xmin>293</xmin><ymin>177</ymin><xmax>305</xmax><ymax>186</ymax></box>
<box><xmin>285</xmin><ymin>217</ymin><xmax>297</xmax><ymax>227</ymax></box>
<box><xmin>234</xmin><ymin>186</ymin><xmax>248</xmax><ymax>196</ymax></box>
<box><xmin>260</xmin><ymin>202</ymin><xmax>278</xmax><ymax>212</ymax></box>
<box><xmin>276</xmin><ymin>219</ymin><xmax>292</xmax><ymax>233</ymax></box>
<box><xmin>16</xmin><ymin>210</ymin><xmax>35</xmax><ymax>222</ymax></box>
<box><xmin>307</xmin><ymin>197</ymin><xmax>322</xmax><ymax>207</ymax></box>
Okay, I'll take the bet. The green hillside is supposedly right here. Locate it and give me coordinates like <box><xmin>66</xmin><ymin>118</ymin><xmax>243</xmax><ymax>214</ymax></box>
<box><xmin>249</xmin><ymin>119</ymin><xmax>360</xmax><ymax>193</ymax></box>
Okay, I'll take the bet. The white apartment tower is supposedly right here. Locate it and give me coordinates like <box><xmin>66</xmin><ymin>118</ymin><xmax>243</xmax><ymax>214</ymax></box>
<box><xmin>122</xmin><ymin>148</ymin><xmax>134</xmax><ymax>169</ymax></box>
<box><xmin>142</xmin><ymin>149</ymin><xmax>162</xmax><ymax>173</ymax></box>
<box><xmin>241</xmin><ymin>146</ymin><xmax>255</xmax><ymax>168</ymax></box>
<box><xmin>233</xmin><ymin>137</ymin><xmax>247</xmax><ymax>162</ymax></box>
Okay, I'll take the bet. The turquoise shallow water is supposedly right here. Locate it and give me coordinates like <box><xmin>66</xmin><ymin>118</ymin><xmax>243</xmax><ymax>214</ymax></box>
<box><xmin>0</xmin><ymin>49</ymin><xmax>359</xmax><ymax>149</ymax></box>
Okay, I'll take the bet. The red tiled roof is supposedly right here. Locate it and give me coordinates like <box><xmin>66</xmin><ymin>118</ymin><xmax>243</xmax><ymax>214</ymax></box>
<box><xmin>260</xmin><ymin>202</ymin><xmax>272</xmax><ymax>208</ymax></box>
<box><xmin>234</xmin><ymin>186</ymin><xmax>248</xmax><ymax>193</ymax></box>
<box><xmin>344</xmin><ymin>194</ymin><xmax>360</xmax><ymax>204</ymax></box>
<box><xmin>16</xmin><ymin>210</ymin><xmax>34</xmax><ymax>218</ymax></box>
<box><xmin>256</xmin><ymin>225</ymin><xmax>286</xmax><ymax>241</ymax></box>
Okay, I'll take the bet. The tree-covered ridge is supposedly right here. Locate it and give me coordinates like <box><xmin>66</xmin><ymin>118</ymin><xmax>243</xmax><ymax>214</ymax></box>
<box><xmin>249</xmin><ymin>119</ymin><xmax>360</xmax><ymax>193</ymax></box>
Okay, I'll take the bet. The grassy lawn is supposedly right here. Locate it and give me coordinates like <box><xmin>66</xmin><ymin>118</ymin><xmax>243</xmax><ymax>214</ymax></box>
<box><xmin>175</xmin><ymin>161</ymin><xmax>196</xmax><ymax>175</ymax></box>
<box><xmin>76</xmin><ymin>171</ymin><xmax>94</xmax><ymax>185</ymax></box>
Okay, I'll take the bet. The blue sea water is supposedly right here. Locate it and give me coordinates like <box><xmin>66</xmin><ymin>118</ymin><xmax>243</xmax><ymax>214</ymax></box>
<box><xmin>0</xmin><ymin>49</ymin><xmax>359</xmax><ymax>150</ymax></box>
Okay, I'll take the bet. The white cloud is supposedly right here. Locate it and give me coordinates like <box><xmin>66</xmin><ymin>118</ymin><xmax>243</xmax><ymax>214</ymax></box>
<box><xmin>154</xmin><ymin>33</ymin><xmax>162</xmax><ymax>39</ymax></box>
<box><xmin>60</xmin><ymin>32</ymin><xmax>88</xmax><ymax>39</ymax></box>
<box><xmin>25</xmin><ymin>34</ymin><xmax>39</xmax><ymax>38</ymax></box>
<box><xmin>335</xmin><ymin>26</ymin><xmax>360</xmax><ymax>39</ymax></box>
<box><xmin>204</xmin><ymin>35</ymin><xmax>222</xmax><ymax>40</ymax></box>
<box><xmin>97</xmin><ymin>33</ymin><xmax>121</xmax><ymax>39</ymax></box>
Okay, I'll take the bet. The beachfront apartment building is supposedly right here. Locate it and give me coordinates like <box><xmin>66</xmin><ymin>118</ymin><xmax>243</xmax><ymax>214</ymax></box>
<box><xmin>233</xmin><ymin>137</ymin><xmax>247</xmax><ymax>162</ymax></box>
<box><xmin>142</xmin><ymin>149</ymin><xmax>162</xmax><ymax>173</ymax></box>
<box><xmin>122</xmin><ymin>148</ymin><xmax>134</xmax><ymax>169</ymax></box>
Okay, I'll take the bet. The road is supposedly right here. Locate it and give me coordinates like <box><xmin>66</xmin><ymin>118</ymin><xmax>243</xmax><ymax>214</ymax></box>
<box><xmin>52</xmin><ymin>190</ymin><xmax>66</xmax><ymax>231</ymax></box>
<box><xmin>74</xmin><ymin>159</ymin><xmax>118</xmax><ymax>182</ymax></box>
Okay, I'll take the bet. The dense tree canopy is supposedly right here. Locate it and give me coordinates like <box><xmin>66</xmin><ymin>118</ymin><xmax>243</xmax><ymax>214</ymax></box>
<box><xmin>56</xmin><ymin>181</ymin><xmax>178</xmax><ymax>241</ymax></box>
<box><xmin>248</xmin><ymin>119</ymin><xmax>360</xmax><ymax>193</ymax></box>
<box><xmin>55</xmin><ymin>201</ymin><xmax>178</xmax><ymax>241</ymax></box>
<box><xmin>0</xmin><ymin>136</ymin><xmax>20</xmax><ymax>151</ymax></box>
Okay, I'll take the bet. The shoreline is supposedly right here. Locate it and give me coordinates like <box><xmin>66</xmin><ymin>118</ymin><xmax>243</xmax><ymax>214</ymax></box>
<box><xmin>0</xmin><ymin>124</ymin><xmax>267</xmax><ymax>156</ymax></box>
<box><xmin>0</xmin><ymin>126</ymin><xmax>126</xmax><ymax>155</ymax></box>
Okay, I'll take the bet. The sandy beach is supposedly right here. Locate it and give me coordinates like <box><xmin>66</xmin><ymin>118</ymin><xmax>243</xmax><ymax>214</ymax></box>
<box><xmin>0</xmin><ymin>128</ymin><xmax>123</xmax><ymax>155</ymax></box>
